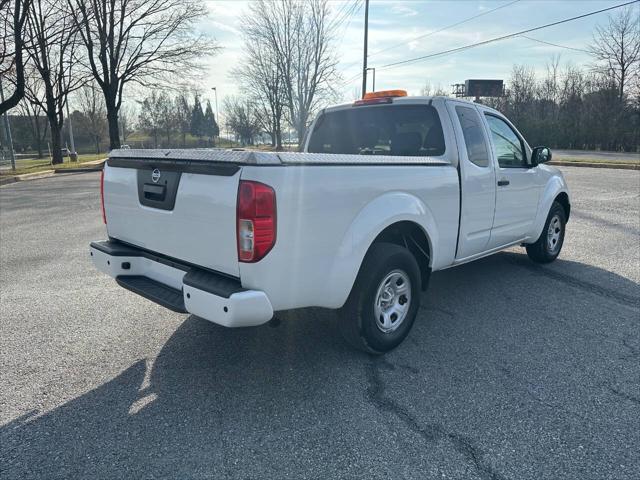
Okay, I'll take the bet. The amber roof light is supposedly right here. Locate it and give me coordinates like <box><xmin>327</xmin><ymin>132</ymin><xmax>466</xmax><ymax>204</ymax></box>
<box><xmin>353</xmin><ymin>89</ymin><xmax>408</xmax><ymax>106</ymax></box>
<box><xmin>363</xmin><ymin>90</ymin><xmax>407</xmax><ymax>99</ymax></box>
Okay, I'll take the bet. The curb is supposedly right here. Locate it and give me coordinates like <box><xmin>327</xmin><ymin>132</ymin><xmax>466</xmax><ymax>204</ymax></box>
<box><xmin>53</xmin><ymin>166</ymin><xmax>104</xmax><ymax>173</ymax></box>
<box><xmin>550</xmin><ymin>161</ymin><xmax>639</xmax><ymax>170</ymax></box>
<box><xmin>53</xmin><ymin>158</ymin><xmax>105</xmax><ymax>173</ymax></box>
<box><xmin>0</xmin><ymin>170</ymin><xmax>55</xmax><ymax>186</ymax></box>
<box><xmin>1</xmin><ymin>159</ymin><xmax>106</xmax><ymax>186</ymax></box>
<box><xmin>83</xmin><ymin>158</ymin><xmax>107</xmax><ymax>165</ymax></box>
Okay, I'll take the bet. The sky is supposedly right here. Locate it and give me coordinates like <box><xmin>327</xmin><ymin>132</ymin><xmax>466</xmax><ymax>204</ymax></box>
<box><xmin>198</xmin><ymin>0</ymin><xmax>636</xmax><ymax>117</ymax></box>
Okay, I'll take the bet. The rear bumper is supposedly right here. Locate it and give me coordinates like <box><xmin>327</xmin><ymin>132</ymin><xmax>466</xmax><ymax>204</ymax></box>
<box><xmin>90</xmin><ymin>240</ymin><xmax>273</xmax><ymax>327</ymax></box>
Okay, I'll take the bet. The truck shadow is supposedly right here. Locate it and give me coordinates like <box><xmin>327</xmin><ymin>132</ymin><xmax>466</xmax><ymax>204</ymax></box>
<box><xmin>2</xmin><ymin>251</ymin><xmax>638</xmax><ymax>478</ymax></box>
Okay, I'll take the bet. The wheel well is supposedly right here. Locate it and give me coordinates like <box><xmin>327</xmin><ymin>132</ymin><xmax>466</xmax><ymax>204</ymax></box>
<box><xmin>555</xmin><ymin>192</ymin><xmax>570</xmax><ymax>221</ymax></box>
<box><xmin>371</xmin><ymin>221</ymin><xmax>432</xmax><ymax>291</ymax></box>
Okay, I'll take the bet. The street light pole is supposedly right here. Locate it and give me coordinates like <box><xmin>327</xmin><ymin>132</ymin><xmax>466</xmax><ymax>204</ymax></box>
<box><xmin>211</xmin><ymin>87</ymin><xmax>219</xmax><ymax>143</ymax></box>
<box><xmin>361</xmin><ymin>0</ymin><xmax>369</xmax><ymax>99</ymax></box>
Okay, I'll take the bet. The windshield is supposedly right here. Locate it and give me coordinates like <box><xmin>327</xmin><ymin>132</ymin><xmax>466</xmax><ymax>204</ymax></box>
<box><xmin>307</xmin><ymin>104</ymin><xmax>445</xmax><ymax>157</ymax></box>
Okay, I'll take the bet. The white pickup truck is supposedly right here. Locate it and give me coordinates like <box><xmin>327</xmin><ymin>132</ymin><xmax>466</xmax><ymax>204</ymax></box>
<box><xmin>91</xmin><ymin>91</ymin><xmax>570</xmax><ymax>353</ymax></box>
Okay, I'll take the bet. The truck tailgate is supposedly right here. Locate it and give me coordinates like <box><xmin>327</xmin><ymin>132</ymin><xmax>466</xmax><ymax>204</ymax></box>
<box><xmin>103</xmin><ymin>163</ymin><xmax>241</xmax><ymax>277</ymax></box>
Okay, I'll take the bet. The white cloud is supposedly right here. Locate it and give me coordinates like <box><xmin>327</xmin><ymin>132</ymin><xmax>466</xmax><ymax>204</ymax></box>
<box><xmin>390</xmin><ymin>3</ymin><xmax>419</xmax><ymax>17</ymax></box>
<box><xmin>205</xmin><ymin>0</ymin><xmax>248</xmax><ymax>21</ymax></box>
<box><xmin>208</xmin><ymin>20</ymin><xmax>241</xmax><ymax>36</ymax></box>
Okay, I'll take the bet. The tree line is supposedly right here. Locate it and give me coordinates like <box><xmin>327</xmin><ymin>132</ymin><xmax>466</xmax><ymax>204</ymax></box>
<box><xmin>2</xmin><ymin>0</ymin><xmax>341</xmax><ymax>158</ymax></box>
<box><xmin>486</xmin><ymin>8</ymin><xmax>639</xmax><ymax>152</ymax></box>
<box><xmin>488</xmin><ymin>62</ymin><xmax>639</xmax><ymax>152</ymax></box>
<box><xmin>9</xmin><ymin>83</ymin><xmax>118</xmax><ymax>156</ymax></box>
<box><xmin>137</xmin><ymin>92</ymin><xmax>219</xmax><ymax>149</ymax></box>
<box><xmin>1</xmin><ymin>0</ymin><xmax>215</xmax><ymax>163</ymax></box>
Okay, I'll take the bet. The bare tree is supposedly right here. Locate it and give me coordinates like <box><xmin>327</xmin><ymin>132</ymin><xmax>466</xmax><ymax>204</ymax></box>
<box><xmin>233</xmin><ymin>35</ymin><xmax>286</xmax><ymax>149</ymax></box>
<box><xmin>539</xmin><ymin>55</ymin><xmax>562</xmax><ymax>105</ymax></box>
<box><xmin>77</xmin><ymin>83</ymin><xmax>107</xmax><ymax>153</ymax></box>
<box><xmin>23</xmin><ymin>0</ymin><xmax>84</xmax><ymax>164</ymax></box>
<box><xmin>118</xmin><ymin>101</ymin><xmax>136</xmax><ymax>144</ymax></box>
<box><xmin>420</xmin><ymin>80</ymin><xmax>448</xmax><ymax>96</ymax></box>
<box><xmin>505</xmin><ymin>65</ymin><xmax>537</xmax><ymax>132</ymax></box>
<box><xmin>66</xmin><ymin>0</ymin><xmax>218</xmax><ymax>150</ymax></box>
<box><xmin>174</xmin><ymin>94</ymin><xmax>191</xmax><ymax>147</ymax></box>
<box><xmin>0</xmin><ymin>0</ymin><xmax>31</xmax><ymax>114</ymax></box>
<box><xmin>160</xmin><ymin>95</ymin><xmax>176</xmax><ymax>146</ymax></box>
<box><xmin>223</xmin><ymin>96</ymin><xmax>260</xmax><ymax>146</ymax></box>
<box><xmin>138</xmin><ymin>90</ymin><xmax>173</xmax><ymax>148</ymax></box>
<box><xmin>244</xmin><ymin>0</ymin><xmax>339</xmax><ymax>149</ymax></box>
<box><xmin>590</xmin><ymin>6</ymin><xmax>640</xmax><ymax>101</ymax></box>
<box><xmin>16</xmin><ymin>96</ymin><xmax>47</xmax><ymax>157</ymax></box>
<box><xmin>536</xmin><ymin>55</ymin><xmax>562</xmax><ymax>146</ymax></box>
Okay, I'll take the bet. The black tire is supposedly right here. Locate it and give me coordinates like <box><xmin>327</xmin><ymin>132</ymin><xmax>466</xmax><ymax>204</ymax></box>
<box><xmin>338</xmin><ymin>242</ymin><xmax>422</xmax><ymax>354</ymax></box>
<box><xmin>525</xmin><ymin>201</ymin><xmax>566</xmax><ymax>263</ymax></box>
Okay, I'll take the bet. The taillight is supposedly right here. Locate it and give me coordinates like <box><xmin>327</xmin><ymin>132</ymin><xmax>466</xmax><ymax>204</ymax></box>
<box><xmin>100</xmin><ymin>168</ymin><xmax>107</xmax><ymax>224</ymax></box>
<box><xmin>237</xmin><ymin>180</ymin><xmax>276</xmax><ymax>262</ymax></box>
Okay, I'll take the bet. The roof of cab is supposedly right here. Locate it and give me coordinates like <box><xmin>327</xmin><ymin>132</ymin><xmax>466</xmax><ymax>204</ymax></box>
<box><xmin>322</xmin><ymin>94</ymin><xmax>502</xmax><ymax>116</ymax></box>
<box><xmin>322</xmin><ymin>95</ymin><xmax>448</xmax><ymax>113</ymax></box>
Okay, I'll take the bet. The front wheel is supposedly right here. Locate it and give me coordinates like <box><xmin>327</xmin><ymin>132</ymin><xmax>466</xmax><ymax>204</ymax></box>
<box><xmin>338</xmin><ymin>243</ymin><xmax>422</xmax><ymax>354</ymax></box>
<box><xmin>525</xmin><ymin>201</ymin><xmax>566</xmax><ymax>263</ymax></box>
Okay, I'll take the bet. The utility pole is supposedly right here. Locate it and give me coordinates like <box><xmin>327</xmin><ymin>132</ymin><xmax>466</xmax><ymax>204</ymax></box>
<box><xmin>0</xmin><ymin>79</ymin><xmax>16</xmax><ymax>170</ymax></box>
<box><xmin>361</xmin><ymin>0</ymin><xmax>369</xmax><ymax>99</ymax></box>
<box><xmin>366</xmin><ymin>67</ymin><xmax>376</xmax><ymax>92</ymax></box>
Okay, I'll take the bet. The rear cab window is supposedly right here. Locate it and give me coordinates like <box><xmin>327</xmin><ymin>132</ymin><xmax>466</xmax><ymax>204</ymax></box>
<box><xmin>455</xmin><ymin>106</ymin><xmax>489</xmax><ymax>167</ymax></box>
<box><xmin>307</xmin><ymin>105</ymin><xmax>445</xmax><ymax>157</ymax></box>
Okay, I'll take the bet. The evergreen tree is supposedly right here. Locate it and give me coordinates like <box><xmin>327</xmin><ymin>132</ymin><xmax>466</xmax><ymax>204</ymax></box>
<box><xmin>204</xmin><ymin>100</ymin><xmax>220</xmax><ymax>145</ymax></box>
<box><xmin>190</xmin><ymin>95</ymin><xmax>206</xmax><ymax>138</ymax></box>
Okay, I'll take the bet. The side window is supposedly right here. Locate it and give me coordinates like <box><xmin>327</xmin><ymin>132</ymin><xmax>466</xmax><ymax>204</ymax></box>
<box><xmin>484</xmin><ymin>114</ymin><xmax>527</xmax><ymax>168</ymax></box>
<box><xmin>455</xmin><ymin>106</ymin><xmax>489</xmax><ymax>167</ymax></box>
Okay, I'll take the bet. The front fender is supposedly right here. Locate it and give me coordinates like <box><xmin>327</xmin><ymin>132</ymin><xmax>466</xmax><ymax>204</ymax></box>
<box><xmin>325</xmin><ymin>192</ymin><xmax>439</xmax><ymax>308</ymax></box>
<box><xmin>528</xmin><ymin>171</ymin><xmax>569</xmax><ymax>242</ymax></box>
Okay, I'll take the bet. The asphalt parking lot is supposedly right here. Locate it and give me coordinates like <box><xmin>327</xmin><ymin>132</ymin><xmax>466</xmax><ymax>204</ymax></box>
<box><xmin>1</xmin><ymin>167</ymin><xmax>638</xmax><ymax>479</ymax></box>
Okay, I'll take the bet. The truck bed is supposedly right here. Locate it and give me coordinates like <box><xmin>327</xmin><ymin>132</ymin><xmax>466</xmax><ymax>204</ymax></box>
<box><xmin>102</xmin><ymin>148</ymin><xmax>459</xmax><ymax>309</ymax></box>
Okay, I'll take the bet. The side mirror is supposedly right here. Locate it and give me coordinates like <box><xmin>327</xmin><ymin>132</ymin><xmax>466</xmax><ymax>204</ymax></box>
<box><xmin>532</xmin><ymin>146</ymin><xmax>552</xmax><ymax>165</ymax></box>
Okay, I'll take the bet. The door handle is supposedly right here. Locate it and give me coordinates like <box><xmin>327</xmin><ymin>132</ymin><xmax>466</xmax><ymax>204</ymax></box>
<box><xmin>497</xmin><ymin>179</ymin><xmax>510</xmax><ymax>187</ymax></box>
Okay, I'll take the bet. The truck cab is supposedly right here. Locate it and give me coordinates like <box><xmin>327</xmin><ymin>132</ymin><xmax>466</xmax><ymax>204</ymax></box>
<box><xmin>445</xmin><ymin>99</ymin><xmax>568</xmax><ymax>260</ymax></box>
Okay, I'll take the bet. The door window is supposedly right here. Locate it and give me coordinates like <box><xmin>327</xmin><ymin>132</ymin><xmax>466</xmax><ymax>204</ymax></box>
<box><xmin>485</xmin><ymin>114</ymin><xmax>527</xmax><ymax>168</ymax></box>
<box><xmin>455</xmin><ymin>106</ymin><xmax>489</xmax><ymax>167</ymax></box>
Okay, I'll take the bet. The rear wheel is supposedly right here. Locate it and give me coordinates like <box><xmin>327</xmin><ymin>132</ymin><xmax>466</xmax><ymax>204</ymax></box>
<box><xmin>525</xmin><ymin>201</ymin><xmax>566</xmax><ymax>263</ymax></box>
<box><xmin>338</xmin><ymin>242</ymin><xmax>421</xmax><ymax>354</ymax></box>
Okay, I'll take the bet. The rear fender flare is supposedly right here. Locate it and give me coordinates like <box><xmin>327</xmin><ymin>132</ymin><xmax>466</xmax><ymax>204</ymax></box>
<box><xmin>326</xmin><ymin>192</ymin><xmax>437</xmax><ymax>308</ymax></box>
